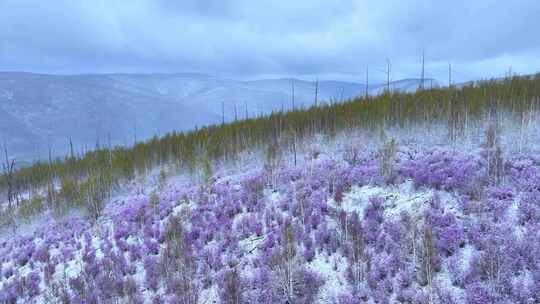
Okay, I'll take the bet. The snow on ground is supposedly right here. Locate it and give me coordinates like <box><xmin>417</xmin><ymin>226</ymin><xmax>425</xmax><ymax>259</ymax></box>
<box><xmin>2</xmin><ymin>123</ymin><xmax>540</xmax><ymax>303</ymax></box>
<box><xmin>308</xmin><ymin>252</ymin><xmax>348</xmax><ymax>303</ymax></box>
<box><xmin>336</xmin><ymin>180</ymin><xmax>437</xmax><ymax>220</ymax></box>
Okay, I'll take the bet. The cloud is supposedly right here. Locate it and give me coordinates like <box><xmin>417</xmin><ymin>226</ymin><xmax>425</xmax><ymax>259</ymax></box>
<box><xmin>0</xmin><ymin>0</ymin><xmax>539</xmax><ymax>83</ymax></box>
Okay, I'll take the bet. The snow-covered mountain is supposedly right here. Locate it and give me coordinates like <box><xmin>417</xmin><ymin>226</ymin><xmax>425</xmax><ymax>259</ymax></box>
<box><xmin>0</xmin><ymin>72</ymin><xmax>434</xmax><ymax>163</ymax></box>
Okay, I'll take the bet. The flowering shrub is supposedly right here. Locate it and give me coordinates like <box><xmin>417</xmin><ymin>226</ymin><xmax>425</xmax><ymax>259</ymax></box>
<box><xmin>2</xmin><ymin>142</ymin><xmax>540</xmax><ymax>304</ymax></box>
<box><xmin>23</xmin><ymin>271</ymin><xmax>41</xmax><ymax>298</ymax></box>
<box><xmin>425</xmin><ymin>207</ymin><xmax>464</xmax><ymax>256</ymax></box>
<box><xmin>401</xmin><ymin>148</ymin><xmax>483</xmax><ymax>193</ymax></box>
<box><xmin>465</xmin><ymin>283</ymin><xmax>495</xmax><ymax>304</ymax></box>
<box><xmin>363</xmin><ymin>196</ymin><xmax>385</xmax><ymax>244</ymax></box>
<box><xmin>518</xmin><ymin>190</ymin><xmax>540</xmax><ymax>225</ymax></box>
<box><xmin>337</xmin><ymin>293</ymin><xmax>362</xmax><ymax>304</ymax></box>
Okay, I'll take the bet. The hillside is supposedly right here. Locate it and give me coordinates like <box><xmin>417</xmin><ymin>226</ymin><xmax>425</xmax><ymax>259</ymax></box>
<box><xmin>0</xmin><ymin>72</ymin><xmax>432</xmax><ymax>163</ymax></box>
<box><xmin>1</xmin><ymin>75</ymin><xmax>539</xmax><ymax>303</ymax></box>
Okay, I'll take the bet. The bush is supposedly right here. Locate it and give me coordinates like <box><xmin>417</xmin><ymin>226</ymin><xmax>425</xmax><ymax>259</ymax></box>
<box><xmin>18</xmin><ymin>196</ymin><xmax>45</xmax><ymax>220</ymax></box>
<box><xmin>79</xmin><ymin>172</ymin><xmax>111</xmax><ymax>221</ymax></box>
<box><xmin>363</xmin><ymin>197</ymin><xmax>385</xmax><ymax>244</ymax></box>
<box><xmin>465</xmin><ymin>283</ymin><xmax>494</xmax><ymax>304</ymax></box>
<box><xmin>144</xmin><ymin>255</ymin><xmax>160</xmax><ymax>291</ymax></box>
<box><xmin>518</xmin><ymin>190</ymin><xmax>540</xmax><ymax>225</ymax></box>
<box><xmin>401</xmin><ymin>148</ymin><xmax>483</xmax><ymax>193</ymax></box>
<box><xmin>218</xmin><ymin>268</ymin><xmax>244</xmax><ymax>304</ymax></box>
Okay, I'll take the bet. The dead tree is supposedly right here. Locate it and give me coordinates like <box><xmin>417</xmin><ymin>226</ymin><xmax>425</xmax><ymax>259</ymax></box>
<box><xmin>222</xmin><ymin>100</ymin><xmax>226</xmax><ymax>124</ymax></box>
<box><xmin>264</xmin><ymin>142</ymin><xmax>281</xmax><ymax>189</ymax></box>
<box><xmin>347</xmin><ymin>212</ymin><xmax>367</xmax><ymax>292</ymax></box>
<box><xmin>485</xmin><ymin>110</ymin><xmax>503</xmax><ymax>185</ymax></box>
<box><xmin>221</xmin><ymin>267</ymin><xmax>243</xmax><ymax>304</ymax></box>
<box><xmin>69</xmin><ymin>136</ymin><xmax>75</xmax><ymax>160</ymax></box>
<box><xmin>292</xmin><ymin>131</ymin><xmax>297</xmax><ymax>167</ymax></box>
<box><xmin>484</xmin><ymin>242</ymin><xmax>503</xmax><ymax>294</ymax></box>
<box><xmin>420</xmin><ymin>50</ymin><xmax>425</xmax><ymax>90</ymax></box>
<box><xmin>160</xmin><ymin>215</ymin><xmax>199</xmax><ymax>304</ymax></box>
<box><xmin>314</xmin><ymin>78</ymin><xmax>319</xmax><ymax>107</ymax></box>
<box><xmin>418</xmin><ymin>224</ymin><xmax>439</xmax><ymax>304</ymax></box>
<box><xmin>85</xmin><ymin>173</ymin><xmax>109</xmax><ymax>221</ymax></box>
<box><xmin>46</xmin><ymin>146</ymin><xmax>56</xmax><ymax>210</ymax></box>
<box><xmin>133</xmin><ymin>121</ymin><xmax>138</xmax><ymax>145</ymax></box>
<box><xmin>385</xmin><ymin>59</ymin><xmax>392</xmax><ymax>93</ymax></box>
<box><xmin>275</xmin><ymin>221</ymin><xmax>297</xmax><ymax>302</ymax></box>
<box><xmin>447</xmin><ymin>96</ymin><xmax>466</xmax><ymax>148</ymax></box>
<box><xmin>2</xmin><ymin>142</ymin><xmax>15</xmax><ymax>209</ymax></box>
<box><xmin>448</xmin><ymin>63</ymin><xmax>452</xmax><ymax>87</ymax></box>
<box><xmin>291</xmin><ymin>79</ymin><xmax>296</xmax><ymax>110</ymax></box>
<box><xmin>379</xmin><ymin>138</ymin><xmax>397</xmax><ymax>182</ymax></box>
<box><xmin>365</xmin><ymin>65</ymin><xmax>369</xmax><ymax>98</ymax></box>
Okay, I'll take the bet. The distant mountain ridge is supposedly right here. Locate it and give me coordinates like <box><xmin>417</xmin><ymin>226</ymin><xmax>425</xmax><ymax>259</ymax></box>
<box><xmin>0</xmin><ymin>72</ymin><xmax>436</xmax><ymax>163</ymax></box>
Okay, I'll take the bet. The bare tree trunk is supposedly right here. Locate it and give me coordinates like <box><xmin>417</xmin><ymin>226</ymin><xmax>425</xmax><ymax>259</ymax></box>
<box><xmin>3</xmin><ymin>142</ymin><xmax>15</xmax><ymax>210</ymax></box>
<box><xmin>385</xmin><ymin>59</ymin><xmax>392</xmax><ymax>93</ymax></box>
<box><xmin>222</xmin><ymin>100</ymin><xmax>225</xmax><ymax>124</ymax></box>
<box><xmin>314</xmin><ymin>78</ymin><xmax>319</xmax><ymax>106</ymax></box>
<box><xmin>448</xmin><ymin>63</ymin><xmax>452</xmax><ymax>87</ymax></box>
<box><xmin>420</xmin><ymin>49</ymin><xmax>425</xmax><ymax>90</ymax></box>
<box><xmin>133</xmin><ymin>121</ymin><xmax>137</xmax><ymax>145</ymax></box>
<box><xmin>365</xmin><ymin>65</ymin><xmax>369</xmax><ymax>98</ymax></box>
<box><xmin>292</xmin><ymin>132</ymin><xmax>297</xmax><ymax>167</ymax></box>
<box><xmin>69</xmin><ymin>136</ymin><xmax>75</xmax><ymax>160</ymax></box>
<box><xmin>291</xmin><ymin>79</ymin><xmax>295</xmax><ymax>110</ymax></box>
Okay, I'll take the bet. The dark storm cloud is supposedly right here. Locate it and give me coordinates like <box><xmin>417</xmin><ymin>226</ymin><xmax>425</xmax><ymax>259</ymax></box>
<box><xmin>1</xmin><ymin>0</ymin><xmax>539</xmax><ymax>83</ymax></box>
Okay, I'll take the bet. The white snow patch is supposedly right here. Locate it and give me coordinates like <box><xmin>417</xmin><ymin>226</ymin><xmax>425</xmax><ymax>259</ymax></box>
<box><xmin>336</xmin><ymin>182</ymin><xmax>434</xmax><ymax>219</ymax></box>
<box><xmin>308</xmin><ymin>253</ymin><xmax>347</xmax><ymax>303</ymax></box>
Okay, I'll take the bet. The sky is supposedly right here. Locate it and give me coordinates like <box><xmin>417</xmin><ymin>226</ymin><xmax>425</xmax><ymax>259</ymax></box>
<box><xmin>1</xmin><ymin>0</ymin><xmax>539</xmax><ymax>84</ymax></box>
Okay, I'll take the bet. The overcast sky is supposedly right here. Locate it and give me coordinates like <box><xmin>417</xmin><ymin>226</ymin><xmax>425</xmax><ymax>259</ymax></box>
<box><xmin>1</xmin><ymin>0</ymin><xmax>539</xmax><ymax>83</ymax></box>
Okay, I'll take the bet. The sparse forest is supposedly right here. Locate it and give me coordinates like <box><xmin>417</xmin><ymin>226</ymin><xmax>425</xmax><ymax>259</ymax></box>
<box><xmin>1</xmin><ymin>74</ymin><xmax>539</xmax><ymax>221</ymax></box>
<box><xmin>1</xmin><ymin>74</ymin><xmax>540</xmax><ymax>303</ymax></box>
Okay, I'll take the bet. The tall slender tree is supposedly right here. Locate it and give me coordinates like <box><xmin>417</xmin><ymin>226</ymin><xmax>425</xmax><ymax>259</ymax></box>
<box><xmin>314</xmin><ymin>78</ymin><xmax>319</xmax><ymax>106</ymax></box>
<box><xmin>420</xmin><ymin>49</ymin><xmax>425</xmax><ymax>90</ymax></box>
<box><xmin>291</xmin><ymin>79</ymin><xmax>296</xmax><ymax>110</ymax></box>
<box><xmin>365</xmin><ymin>65</ymin><xmax>369</xmax><ymax>98</ymax></box>
<box><xmin>2</xmin><ymin>140</ymin><xmax>15</xmax><ymax>209</ymax></box>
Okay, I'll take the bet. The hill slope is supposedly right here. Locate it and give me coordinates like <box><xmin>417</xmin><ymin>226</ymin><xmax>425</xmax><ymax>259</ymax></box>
<box><xmin>0</xmin><ymin>72</ymin><xmax>432</xmax><ymax>163</ymax></box>
<box><xmin>1</xmin><ymin>129</ymin><xmax>540</xmax><ymax>303</ymax></box>
<box><xmin>0</xmin><ymin>74</ymin><xmax>540</xmax><ymax>303</ymax></box>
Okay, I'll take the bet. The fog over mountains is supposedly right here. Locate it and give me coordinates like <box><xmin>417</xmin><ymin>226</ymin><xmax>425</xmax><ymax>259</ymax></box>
<box><xmin>0</xmin><ymin>72</ymin><xmax>434</xmax><ymax>164</ymax></box>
